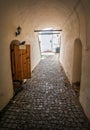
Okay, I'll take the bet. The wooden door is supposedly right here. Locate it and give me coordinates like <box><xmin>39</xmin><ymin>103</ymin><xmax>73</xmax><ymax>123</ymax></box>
<box><xmin>10</xmin><ymin>44</ymin><xmax>31</xmax><ymax>81</ymax></box>
<box><xmin>20</xmin><ymin>45</ymin><xmax>31</xmax><ymax>79</ymax></box>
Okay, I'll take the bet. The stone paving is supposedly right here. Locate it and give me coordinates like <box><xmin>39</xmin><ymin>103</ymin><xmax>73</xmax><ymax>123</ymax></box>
<box><xmin>0</xmin><ymin>55</ymin><xmax>90</xmax><ymax>130</ymax></box>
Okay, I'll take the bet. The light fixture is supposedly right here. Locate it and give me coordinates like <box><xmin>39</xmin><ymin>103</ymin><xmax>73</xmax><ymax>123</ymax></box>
<box><xmin>15</xmin><ymin>26</ymin><xmax>22</xmax><ymax>36</ymax></box>
<box><xmin>19</xmin><ymin>41</ymin><xmax>26</xmax><ymax>45</ymax></box>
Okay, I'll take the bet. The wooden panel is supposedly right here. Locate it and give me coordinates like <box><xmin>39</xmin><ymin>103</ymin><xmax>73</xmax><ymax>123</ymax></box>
<box><xmin>26</xmin><ymin>45</ymin><xmax>31</xmax><ymax>78</ymax></box>
<box><xmin>14</xmin><ymin>45</ymin><xmax>22</xmax><ymax>80</ymax></box>
<box><xmin>21</xmin><ymin>45</ymin><xmax>31</xmax><ymax>79</ymax></box>
<box><xmin>10</xmin><ymin>44</ymin><xmax>31</xmax><ymax>80</ymax></box>
<box><xmin>22</xmin><ymin>48</ymin><xmax>27</xmax><ymax>79</ymax></box>
<box><xmin>10</xmin><ymin>44</ymin><xmax>15</xmax><ymax>80</ymax></box>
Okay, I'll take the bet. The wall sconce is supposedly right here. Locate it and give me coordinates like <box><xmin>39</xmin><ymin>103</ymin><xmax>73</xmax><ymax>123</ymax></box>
<box><xmin>19</xmin><ymin>41</ymin><xmax>26</xmax><ymax>45</ymax></box>
<box><xmin>15</xmin><ymin>26</ymin><xmax>22</xmax><ymax>36</ymax></box>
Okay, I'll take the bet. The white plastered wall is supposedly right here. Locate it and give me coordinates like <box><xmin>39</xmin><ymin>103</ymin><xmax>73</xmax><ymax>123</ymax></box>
<box><xmin>60</xmin><ymin>11</ymin><xmax>80</xmax><ymax>83</ymax></box>
<box><xmin>0</xmin><ymin>0</ymin><xmax>41</xmax><ymax>110</ymax></box>
<box><xmin>79</xmin><ymin>0</ymin><xmax>90</xmax><ymax>120</ymax></box>
<box><xmin>60</xmin><ymin>0</ymin><xmax>90</xmax><ymax>120</ymax></box>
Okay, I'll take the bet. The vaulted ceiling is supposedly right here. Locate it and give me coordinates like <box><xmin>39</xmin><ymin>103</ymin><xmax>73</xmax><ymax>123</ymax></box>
<box><xmin>0</xmin><ymin>0</ymin><xmax>80</xmax><ymax>31</ymax></box>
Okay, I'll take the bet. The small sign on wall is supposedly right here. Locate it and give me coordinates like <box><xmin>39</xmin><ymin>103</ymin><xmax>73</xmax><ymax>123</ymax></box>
<box><xmin>19</xmin><ymin>45</ymin><xmax>26</xmax><ymax>49</ymax></box>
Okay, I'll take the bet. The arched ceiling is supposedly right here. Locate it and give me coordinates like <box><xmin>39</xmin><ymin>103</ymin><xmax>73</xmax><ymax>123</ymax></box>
<box><xmin>0</xmin><ymin>0</ymin><xmax>79</xmax><ymax>31</ymax></box>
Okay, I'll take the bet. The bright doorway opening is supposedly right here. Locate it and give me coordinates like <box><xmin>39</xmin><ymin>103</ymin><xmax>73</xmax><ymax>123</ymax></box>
<box><xmin>38</xmin><ymin>28</ymin><xmax>61</xmax><ymax>58</ymax></box>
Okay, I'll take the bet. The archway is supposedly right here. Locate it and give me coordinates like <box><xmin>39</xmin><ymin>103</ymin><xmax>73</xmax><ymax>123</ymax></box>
<box><xmin>36</xmin><ymin>28</ymin><xmax>61</xmax><ymax>58</ymax></box>
<box><xmin>10</xmin><ymin>40</ymin><xmax>31</xmax><ymax>94</ymax></box>
<box><xmin>72</xmin><ymin>39</ymin><xmax>82</xmax><ymax>96</ymax></box>
<box><xmin>10</xmin><ymin>40</ymin><xmax>22</xmax><ymax>94</ymax></box>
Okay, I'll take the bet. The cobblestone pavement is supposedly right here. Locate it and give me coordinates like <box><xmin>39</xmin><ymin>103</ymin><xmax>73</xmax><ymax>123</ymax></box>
<box><xmin>0</xmin><ymin>55</ymin><xmax>90</xmax><ymax>130</ymax></box>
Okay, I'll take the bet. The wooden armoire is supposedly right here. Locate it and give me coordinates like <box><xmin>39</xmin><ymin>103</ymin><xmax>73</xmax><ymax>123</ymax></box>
<box><xmin>10</xmin><ymin>43</ymin><xmax>31</xmax><ymax>81</ymax></box>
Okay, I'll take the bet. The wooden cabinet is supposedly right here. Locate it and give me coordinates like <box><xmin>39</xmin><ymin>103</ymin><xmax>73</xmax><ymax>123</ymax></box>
<box><xmin>10</xmin><ymin>44</ymin><xmax>31</xmax><ymax>81</ymax></box>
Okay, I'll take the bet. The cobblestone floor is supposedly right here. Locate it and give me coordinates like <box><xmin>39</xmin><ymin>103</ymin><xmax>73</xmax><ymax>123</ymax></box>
<box><xmin>0</xmin><ymin>55</ymin><xmax>90</xmax><ymax>130</ymax></box>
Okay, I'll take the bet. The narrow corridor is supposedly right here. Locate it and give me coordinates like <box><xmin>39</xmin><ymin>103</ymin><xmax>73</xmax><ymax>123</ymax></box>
<box><xmin>0</xmin><ymin>55</ymin><xmax>90</xmax><ymax>130</ymax></box>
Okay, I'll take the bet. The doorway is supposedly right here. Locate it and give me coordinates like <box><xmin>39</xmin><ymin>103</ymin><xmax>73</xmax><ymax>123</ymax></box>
<box><xmin>72</xmin><ymin>39</ymin><xmax>82</xmax><ymax>97</ymax></box>
<box><xmin>10</xmin><ymin>40</ymin><xmax>31</xmax><ymax>95</ymax></box>
<box><xmin>37</xmin><ymin>28</ymin><xmax>61</xmax><ymax>58</ymax></box>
